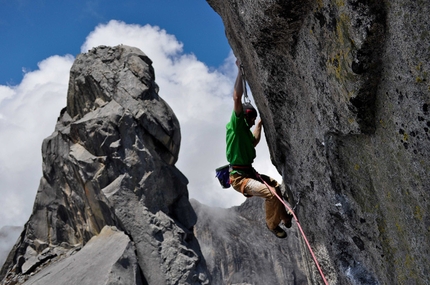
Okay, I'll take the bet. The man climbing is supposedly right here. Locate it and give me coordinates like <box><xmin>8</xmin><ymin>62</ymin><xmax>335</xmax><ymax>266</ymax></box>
<box><xmin>226</xmin><ymin>59</ymin><xmax>293</xmax><ymax>238</ymax></box>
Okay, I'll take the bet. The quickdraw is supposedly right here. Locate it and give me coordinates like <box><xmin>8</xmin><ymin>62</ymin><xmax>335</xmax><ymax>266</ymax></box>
<box><xmin>240</xmin><ymin>64</ymin><xmax>251</xmax><ymax>104</ymax></box>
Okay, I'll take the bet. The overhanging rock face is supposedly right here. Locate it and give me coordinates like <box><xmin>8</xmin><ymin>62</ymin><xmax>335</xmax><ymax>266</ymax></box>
<box><xmin>207</xmin><ymin>0</ymin><xmax>430</xmax><ymax>284</ymax></box>
<box><xmin>0</xmin><ymin>45</ymin><xmax>209</xmax><ymax>285</ymax></box>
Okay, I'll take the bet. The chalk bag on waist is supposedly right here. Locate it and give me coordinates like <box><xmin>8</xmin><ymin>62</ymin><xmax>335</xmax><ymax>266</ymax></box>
<box><xmin>215</xmin><ymin>164</ymin><xmax>230</xmax><ymax>188</ymax></box>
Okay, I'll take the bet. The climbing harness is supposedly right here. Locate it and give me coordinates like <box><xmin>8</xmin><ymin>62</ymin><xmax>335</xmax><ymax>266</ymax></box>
<box><xmin>255</xmin><ymin>172</ymin><xmax>329</xmax><ymax>285</ymax></box>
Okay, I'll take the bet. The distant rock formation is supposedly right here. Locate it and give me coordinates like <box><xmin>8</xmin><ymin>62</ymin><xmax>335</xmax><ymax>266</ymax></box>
<box><xmin>207</xmin><ymin>0</ymin><xmax>429</xmax><ymax>284</ymax></box>
<box><xmin>192</xmin><ymin>198</ymin><xmax>309</xmax><ymax>285</ymax></box>
<box><xmin>0</xmin><ymin>45</ymin><xmax>209</xmax><ymax>285</ymax></box>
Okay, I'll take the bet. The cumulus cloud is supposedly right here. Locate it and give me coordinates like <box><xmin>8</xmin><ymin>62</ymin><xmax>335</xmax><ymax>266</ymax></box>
<box><xmin>0</xmin><ymin>55</ymin><xmax>73</xmax><ymax>228</ymax></box>
<box><xmin>0</xmin><ymin>20</ymin><xmax>281</xmax><ymax>229</ymax></box>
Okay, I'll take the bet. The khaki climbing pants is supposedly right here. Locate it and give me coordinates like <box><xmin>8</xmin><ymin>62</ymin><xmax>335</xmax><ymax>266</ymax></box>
<box><xmin>230</xmin><ymin>172</ymin><xmax>290</xmax><ymax>230</ymax></box>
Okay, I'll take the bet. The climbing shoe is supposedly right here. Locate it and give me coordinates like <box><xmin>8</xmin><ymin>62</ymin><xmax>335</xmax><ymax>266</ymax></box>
<box><xmin>267</xmin><ymin>224</ymin><xmax>287</xmax><ymax>239</ymax></box>
<box><xmin>284</xmin><ymin>212</ymin><xmax>293</xmax><ymax>228</ymax></box>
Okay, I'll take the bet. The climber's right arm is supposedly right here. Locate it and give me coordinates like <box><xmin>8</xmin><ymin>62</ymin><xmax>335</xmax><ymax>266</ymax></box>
<box><xmin>233</xmin><ymin>60</ymin><xmax>243</xmax><ymax>116</ymax></box>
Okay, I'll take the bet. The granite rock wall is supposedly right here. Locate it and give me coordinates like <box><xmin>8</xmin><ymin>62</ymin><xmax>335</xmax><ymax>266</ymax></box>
<box><xmin>207</xmin><ymin>0</ymin><xmax>430</xmax><ymax>284</ymax></box>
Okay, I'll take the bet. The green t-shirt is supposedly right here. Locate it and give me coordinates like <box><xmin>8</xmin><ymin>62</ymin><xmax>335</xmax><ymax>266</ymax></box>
<box><xmin>226</xmin><ymin>110</ymin><xmax>256</xmax><ymax>166</ymax></box>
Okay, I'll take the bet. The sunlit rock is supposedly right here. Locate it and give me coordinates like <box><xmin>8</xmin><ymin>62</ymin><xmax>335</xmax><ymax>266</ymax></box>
<box><xmin>0</xmin><ymin>45</ymin><xmax>208</xmax><ymax>285</ymax></box>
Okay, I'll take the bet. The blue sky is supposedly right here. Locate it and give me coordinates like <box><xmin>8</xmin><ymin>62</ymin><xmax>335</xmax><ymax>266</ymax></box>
<box><xmin>0</xmin><ymin>0</ymin><xmax>230</xmax><ymax>85</ymax></box>
<box><xmin>0</xmin><ymin>0</ymin><xmax>282</xmax><ymax>232</ymax></box>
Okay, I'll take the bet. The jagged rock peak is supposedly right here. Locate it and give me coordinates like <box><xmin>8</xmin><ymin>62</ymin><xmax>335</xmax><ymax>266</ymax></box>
<box><xmin>67</xmin><ymin>44</ymin><xmax>180</xmax><ymax>165</ymax></box>
<box><xmin>0</xmin><ymin>45</ymin><xmax>208</xmax><ymax>285</ymax></box>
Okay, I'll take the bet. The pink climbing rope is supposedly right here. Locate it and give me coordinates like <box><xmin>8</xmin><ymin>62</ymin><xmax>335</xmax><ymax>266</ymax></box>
<box><xmin>255</xmin><ymin>172</ymin><xmax>329</xmax><ymax>285</ymax></box>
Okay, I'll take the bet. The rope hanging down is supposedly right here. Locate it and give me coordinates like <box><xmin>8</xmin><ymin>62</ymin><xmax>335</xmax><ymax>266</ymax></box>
<box><xmin>256</xmin><ymin>172</ymin><xmax>329</xmax><ymax>285</ymax></box>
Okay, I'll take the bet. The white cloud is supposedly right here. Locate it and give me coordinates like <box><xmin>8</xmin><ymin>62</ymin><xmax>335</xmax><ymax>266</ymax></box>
<box><xmin>0</xmin><ymin>21</ymin><xmax>281</xmax><ymax>229</ymax></box>
<box><xmin>0</xmin><ymin>55</ymin><xmax>73</xmax><ymax>228</ymax></box>
<box><xmin>81</xmin><ymin>20</ymin><xmax>183</xmax><ymax>72</ymax></box>
<box><xmin>0</xmin><ymin>86</ymin><xmax>15</xmax><ymax>104</ymax></box>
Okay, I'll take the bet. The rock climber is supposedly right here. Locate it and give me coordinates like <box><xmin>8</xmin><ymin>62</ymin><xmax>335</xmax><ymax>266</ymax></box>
<box><xmin>226</xmin><ymin>59</ymin><xmax>293</xmax><ymax>238</ymax></box>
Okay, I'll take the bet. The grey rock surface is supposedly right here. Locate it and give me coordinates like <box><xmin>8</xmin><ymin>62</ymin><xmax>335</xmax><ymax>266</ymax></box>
<box><xmin>23</xmin><ymin>226</ymin><xmax>142</xmax><ymax>285</ymax></box>
<box><xmin>0</xmin><ymin>45</ymin><xmax>208</xmax><ymax>285</ymax></box>
<box><xmin>192</xmin><ymin>198</ymin><xmax>309</xmax><ymax>285</ymax></box>
<box><xmin>207</xmin><ymin>0</ymin><xmax>429</xmax><ymax>284</ymax></box>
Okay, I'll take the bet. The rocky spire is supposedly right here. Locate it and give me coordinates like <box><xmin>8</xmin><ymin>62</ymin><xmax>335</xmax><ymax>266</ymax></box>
<box><xmin>0</xmin><ymin>45</ymin><xmax>208</xmax><ymax>285</ymax></box>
